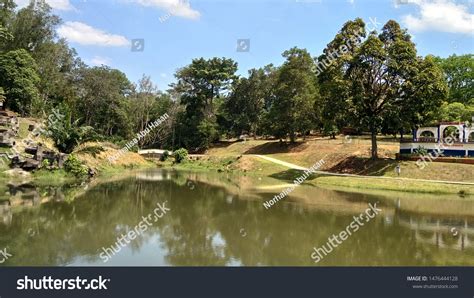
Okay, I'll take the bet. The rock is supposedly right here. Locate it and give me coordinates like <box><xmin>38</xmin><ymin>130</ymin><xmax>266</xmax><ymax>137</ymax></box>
<box><xmin>22</xmin><ymin>158</ymin><xmax>40</xmax><ymax>171</ymax></box>
<box><xmin>25</xmin><ymin>146</ymin><xmax>38</xmax><ymax>155</ymax></box>
<box><xmin>58</xmin><ymin>153</ymin><xmax>68</xmax><ymax>168</ymax></box>
<box><xmin>3</xmin><ymin>168</ymin><xmax>31</xmax><ymax>178</ymax></box>
<box><xmin>88</xmin><ymin>168</ymin><xmax>97</xmax><ymax>177</ymax></box>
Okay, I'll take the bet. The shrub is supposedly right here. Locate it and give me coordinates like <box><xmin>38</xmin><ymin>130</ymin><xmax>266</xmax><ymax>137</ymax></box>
<box><xmin>160</xmin><ymin>150</ymin><xmax>170</xmax><ymax>161</ymax></box>
<box><xmin>173</xmin><ymin>148</ymin><xmax>188</xmax><ymax>163</ymax></box>
<box><xmin>41</xmin><ymin>159</ymin><xmax>50</xmax><ymax>169</ymax></box>
<box><xmin>45</xmin><ymin>104</ymin><xmax>98</xmax><ymax>153</ymax></box>
<box><xmin>64</xmin><ymin>154</ymin><xmax>88</xmax><ymax>177</ymax></box>
<box><xmin>414</xmin><ymin>146</ymin><xmax>428</xmax><ymax>156</ymax></box>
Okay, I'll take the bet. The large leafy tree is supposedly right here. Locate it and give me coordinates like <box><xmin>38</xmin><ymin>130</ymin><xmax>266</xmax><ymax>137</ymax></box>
<box><xmin>223</xmin><ymin>65</ymin><xmax>277</xmax><ymax>137</ymax></box>
<box><xmin>0</xmin><ymin>0</ymin><xmax>15</xmax><ymax>28</ymax></box>
<box><xmin>129</xmin><ymin>75</ymin><xmax>175</xmax><ymax>148</ymax></box>
<box><xmin>320</xmin><ymin>19</ymin><xmax>447</xmax><ymax>158</ymax></box>
<box><xmin>172</xmin><ymin>57</ymin><xmax>237</xmax><ymax>151</ymax></box>
<box><xmin>3</xmin><ymin>0</ymin><xmax>79</xmax><ymax>115</ymax></box>
<box><xmin>317</xmin><ymin>18</ymin><xmax>366</xmax><ymax>135</ymax></box>
<box><xmin>434</xmin><ymin>54</ymin><xmax>473</xmax><ymax>105</ymax></box>
<box><xmin>0</xmin><ymin>49</ymin><xmax>40</xmax><ymax>115</ymax></box>
<box><xmin>7</xmin><ymin>0</ymin><xmax>60</xmax><ymax>53</ymax></box>
<box><xmin>268</xmin><ymin>47</ymin><xmax>319</xmax><ymax>142</ymax></box>
<box><xmin>73</xmin><ymin>66</ymin><xmax>133</xmax><ymax>138</ymax></box>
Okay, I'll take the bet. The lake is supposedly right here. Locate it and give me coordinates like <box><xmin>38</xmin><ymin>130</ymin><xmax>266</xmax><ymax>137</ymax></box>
<box><xmin>0</xmin><ymin>169</ymin><xmax>473</xmax><ymax>266</ymax></box>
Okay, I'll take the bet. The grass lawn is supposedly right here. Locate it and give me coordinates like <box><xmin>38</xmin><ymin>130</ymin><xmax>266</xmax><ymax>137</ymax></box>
<box><xmin>206</xmin><ymin>136</ymin><xmax>474</xmax><ymax>183</ymax></box>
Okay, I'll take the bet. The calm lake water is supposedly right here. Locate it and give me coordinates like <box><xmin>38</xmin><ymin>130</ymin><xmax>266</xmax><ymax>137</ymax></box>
<box><xmin>1</xmin><ymin>169</ymin><xmax>473</xmax><ymax>266</ymax></box>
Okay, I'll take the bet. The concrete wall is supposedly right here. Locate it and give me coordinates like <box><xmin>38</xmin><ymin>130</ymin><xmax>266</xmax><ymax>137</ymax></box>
<box><xmin>400</xmin><ymin>142</ymin><xmax>474</xmax><ymax>157</ymax></box>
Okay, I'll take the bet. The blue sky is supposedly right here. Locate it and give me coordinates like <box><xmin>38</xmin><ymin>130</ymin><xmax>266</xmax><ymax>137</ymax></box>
<box><xmin>16</xmin><ymin>0</ymin><xmax>474</xmax><ymax>90</ymax></box>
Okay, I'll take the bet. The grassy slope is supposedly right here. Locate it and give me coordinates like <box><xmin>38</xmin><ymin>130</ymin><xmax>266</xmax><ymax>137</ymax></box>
<box><xmin>207</xmin><ymin>137</ymin><xmax>474</xmax><ymax>183</ymax></box>
<box><xmin>202</xmin><ymin>136</ymin><xmax>474</xmax><ymax>195</ymax></box>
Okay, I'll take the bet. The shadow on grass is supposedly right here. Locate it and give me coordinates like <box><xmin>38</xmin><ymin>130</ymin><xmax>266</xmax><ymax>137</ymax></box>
<box><xmin>269</xmin><ymin>169</ymin><xmax>319</xmax><ymax>182</ymax></box>
<box><xmin>269</xmin><ymin>156</ymin><xmax>400</xmax><ymax>181</ymax></box>
<box><xmin>327</xmin><ymin>156</ymin><xmax>397</xmax><ymax>176</ymax></box>
<box><xmin>244</xmin><ymin>141</ymin><xmax>308</xmax><ymax>154</ymax></box>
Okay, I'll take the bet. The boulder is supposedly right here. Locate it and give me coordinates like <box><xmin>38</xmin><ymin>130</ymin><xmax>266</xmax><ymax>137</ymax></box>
<box><xmin>22</xmin><ymin>158</ymin><xmax>40</xmax><ymax>171</ymax></box>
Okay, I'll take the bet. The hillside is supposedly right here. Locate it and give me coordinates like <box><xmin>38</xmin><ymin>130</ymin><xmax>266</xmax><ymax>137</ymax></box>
<box><xmin>205</xmin><ymin>136</ymin><xmax>474</xmax><ymax>184</ymax></box>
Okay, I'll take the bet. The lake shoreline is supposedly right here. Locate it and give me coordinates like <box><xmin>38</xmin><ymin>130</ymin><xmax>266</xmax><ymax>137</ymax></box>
<box><xmin>163</xmin><ymin>157</ymin><xmax>474</xmax><ymax>197</ymax></box>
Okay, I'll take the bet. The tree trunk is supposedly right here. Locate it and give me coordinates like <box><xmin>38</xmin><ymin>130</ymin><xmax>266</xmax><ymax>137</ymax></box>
<box><xmin>371</xmin><ymin>128</ymin><xmax>378</xmax><ymax>159</ymax></box>
<box><xmin>290</xmin><ymin>132</ymin><xmax>296</xmax><ymax>143</ymax></box>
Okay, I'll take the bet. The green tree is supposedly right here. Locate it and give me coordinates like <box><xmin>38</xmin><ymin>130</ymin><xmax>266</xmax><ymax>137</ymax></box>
<box><xmin>317</xmin><ymin>18</ymin><xmax>365</xmax><ymax>135</ymax></box>
<box><xmin>45</xmin><ymin>104</ymin><xmax>96</xmax><ymax>153</ymax></box>
<box><xmin>34</xmin><ymin>39</ymin><xmax>81</xmax><ymax>113</ymax></box>
<box><xmin>73</xmin><ymin>66</ymin><xmax>133</xmax><ymax>138</ymax></box>
<box><xmin>172</xmin><ymin>57</ymin><xmax>237</xmax><ymax>151</ymax></box>
<box><xmin>437</xmin><ymin>102</ymin><xmax>474</xmax><ymax>122</ymax></box>
<box><xmin>268</xmin><ymin>47</ymin><xmax>319</xmax><ymax>142</ymax></box>
<box><xmin>0</xmin><ymin>49</ymin><xmax>40</xmax><ymax>115</ymax></box>
<box><xmin>321</xmin><ymin>19</ymin><xmax>447</xmax><ymax>158</ymax></box>
<box><xmin>7</xmin><ymin>0</ymin><xmax>60</xmax><ymax>52</ymax></box>
<box><xmin>434</xmin><ymin>54</ymin><xmax>473</xmax><ymax>105</ymax></box>
<box><xmin>224</xmin><ymin>65</ymin><xmax>277</xmax><ymax>137</ymax></box>
<box><xmin>0</xmin><ymin>0</ymin><xmax>15</xmax><ymax>28</ymax></box>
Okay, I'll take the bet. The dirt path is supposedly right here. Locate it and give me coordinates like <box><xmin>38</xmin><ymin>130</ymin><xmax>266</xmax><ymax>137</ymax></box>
<box><xmin>251</xmin><ymin>154</ymin><xmax>474</xmax><ymax>186</ymax></box>
<box><xmin>253</xmin><ymin>154</ymin><xmax>307</xmax><ymax>170</ymax></box>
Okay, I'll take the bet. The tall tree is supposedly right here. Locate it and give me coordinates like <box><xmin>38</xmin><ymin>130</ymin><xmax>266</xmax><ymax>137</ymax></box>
<box><xmin>73</xmin><ymin>66</ymin><xmax>133</xmax><ymax>138</ymax></box>
<box><xmin>0</xmin><ymin>0</ymin><xmax>15</xmax><ymax>28</ymax></box>
<box><xmin>317</xmin><ymin>18</ymin><xmax>366</xmax><ymax>136</ymax></box>
<box><xmin>224</xmin><ymin>65</ymin><xmax>277</xmax><ymax>137</ymax></box>
<box><xmin>0</xmin><ymin>49</ymin><xmax>40</xmax><ymax>115</ymax></box>
<box><xmin>320</xmin><ymin>19</ymin><xmax>447</xmax><ymax>158</ymax></box>
<box><xmin>7</xmin><ymin>0</ymin><xmax>60</xmax><ymax>53</ymax></box>
<box><xmin>172</xmin><ymin>57</ymin><xmax>237</xmax><ymax>151</ymax></box>
<box><xmin>268</xmin><ymin>47</ymin><xmax>319</xmax><ymax>142</ymax></box>
<box><xmin>434</xmin><ymin>54</ymin><xmax>473</xmax><ymax>105</ymax></box>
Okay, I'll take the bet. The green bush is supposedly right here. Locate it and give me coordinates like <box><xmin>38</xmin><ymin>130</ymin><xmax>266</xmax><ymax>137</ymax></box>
<box><xmin>414</xmin><ymin>146</ymin><xmax>428</xmax><ymax>156</ymax></box>
<box><xmin>64</xmin><ymin>154</ymin><xmax>88</xmax><ymax>177</ymax></box>
<box><xmin>41</xmin><ymin>159</ymin><xmax>50</xmax><ymax>169</ymax></box>
<box><xmin>160</xmin><ymin>150</ymin><xmax>170</xmax><ymax>161</ymax></box>
<box><xmin>173</xmin><ymin>148</ymin><xmax>188</xmax><ymax>163</ymax></box>
<box><xmin>45</xmin><ymin>104</ymin><xmax>98</xmax><ymax>153</ymax></box>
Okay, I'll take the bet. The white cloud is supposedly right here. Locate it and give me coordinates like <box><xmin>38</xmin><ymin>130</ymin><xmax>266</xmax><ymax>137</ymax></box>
<box><xmin>131</xmin><ymin>0</ymin><xmax>200</xmax><ymax>20</ymax></box>
<box><xmin>90</xmin><ymin>56</ymin><xmax>112</xmax><ymax>66</ymax></box>
<box><xmin>14</xmin><ymin>0</ymin><xmax>75</xmax><ymax>11</ymax></box>
<box><xmin>400</xmin><ymin>0</ymin><xmax>474</xmax><ymax>34</ymax></box>
<box><xmin>57</xmin><ymin>22</ymin><xmax>130</xmax><ymax>47</ymax></box>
